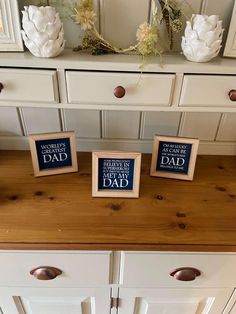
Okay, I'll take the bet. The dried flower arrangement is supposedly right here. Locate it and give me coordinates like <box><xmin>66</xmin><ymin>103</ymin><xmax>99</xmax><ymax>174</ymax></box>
<box><xmin>72</xmin><ymin>0</ymin><xmax>186</xmax><ymax>59</ymax></box>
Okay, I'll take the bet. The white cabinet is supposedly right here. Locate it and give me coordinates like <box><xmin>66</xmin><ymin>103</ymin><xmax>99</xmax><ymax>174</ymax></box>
<box><xmin>117</xmin><ymin>252</ymin><xmax>236</xmax><ymax>314</ymax></box>
<box><xmin>223</xmin><ymin>289</ymin><xmax>236</xmax><ymax>313</ymax></box>
<box><xmin>118</xmin><ymin>288</ymin><xmax>232</xmax><ymax>314</ymax></box>
<box><xmin>0</xmin><ymin>52</ymin><xmax>235</xmax><ymax>154</ymax></box>
<box><xmin>0</xmin><ymin>251</ymin><xmax>236</xmax><ymax>313</ymax></box>
<box><xmin>0</xmin><ymin>251</ymin><xmax>112</xmax><ymax>314</ymax></box>
<box><xmin>0</xmin><ymin>287</ymin><xmax>110</xmax><ymax>314</ymax></box>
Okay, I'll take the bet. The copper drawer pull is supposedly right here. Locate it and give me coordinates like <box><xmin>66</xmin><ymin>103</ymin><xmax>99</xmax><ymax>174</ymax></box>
<box><xmin>170</xmin><ymin>267</ymin><xmax>201</xmax><ymax>281</ymax></box>
<box><xmin>228</xmin><ymin>89</ymin><xmax>236</xmax><ymax>101</ymax></box>
<box><xmin>113</xmin><ymin>86</ymin><xmax>126</xmax><ymax>98</ymax></box>
<box><xmin>30</xmin><ymin>266</ymin><xmax>62</xmax><ymax>280</ymax></box>
<box><xmin>0</xmin><ymin>83</ymin><xmax>4</xmax><ymax>93</ymax></box>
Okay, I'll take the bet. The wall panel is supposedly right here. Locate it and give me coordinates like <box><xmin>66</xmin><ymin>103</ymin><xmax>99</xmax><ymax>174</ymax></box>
<box><xmin>0</xmin><ymin>107</ymin><xmax>22</xmax><ymax>136</ymax></box>
<box><xmin>141</xmin><ymin>112</ymin><xmax>181</xmax><ymax>139</ymax></box>
<box><xmin>63</xmin><ymin>109</ymin><xmax>101</xmax><ymax>138</ymax></box>
<box><xmin>102</xmin><ymin>111</ymin><xmax>140</xmax><ymax>139</ymax></box>
<box><xmin>179</xmin><ymin>112</ymin><xmax>221</xmax><ymax>140</ymax></box>
<box><xmin>22</xmin><ymin>108</ymin><xmax>61</xmax><ymax>135</ymax></box>
<box><xmin>216</xmin><ymin>113</ymin><xmax>236</xmax><ymax>141</ymax></box>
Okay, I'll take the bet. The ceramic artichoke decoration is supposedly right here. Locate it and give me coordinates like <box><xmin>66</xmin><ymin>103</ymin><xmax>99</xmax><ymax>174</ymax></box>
<box><xmin>21</xmin><ymin>5</ymin><xmax>65</xmax><ymax>58</ymax></box>
<box><xmin>181</xmin><ymin>14</ymin><xmax>223</xmax><ymax>62</ymax></box>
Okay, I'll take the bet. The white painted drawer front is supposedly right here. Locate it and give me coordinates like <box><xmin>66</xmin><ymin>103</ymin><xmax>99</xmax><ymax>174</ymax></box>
<box><xmin>0</xmin><ymin>251</ymin><xmax>111</xmax><ymax>287</ymax></box>
<box><xmin>66</xmin><ymin>71</ymin><xmax>175</xmax><ymax>106</ymax></box>
<box><xmin>122</xmin><ymin>252</ymin><xmax>236</xmax><ymax>287</ymax></box>
<box><xmin>179</xmin><ymin>75</ymin><xmax>236</xmax><ymax>107</ymax></box>
<box><xmin>0</xmin><ymin>69</ymin><xmax>59</xmax><ymax>103</ymax></box>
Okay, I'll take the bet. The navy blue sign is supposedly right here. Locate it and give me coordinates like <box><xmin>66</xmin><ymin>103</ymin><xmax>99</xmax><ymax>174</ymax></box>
<box><xmin>156</xmin><ymin>141</ymin><xmax>192</xmax><ymax>174</ymax></box>
<box><xmin>98</xmin><ymin>158</ymin><xmax>134</xmax><ymax>190</ymax></box>
<box><xmin>35</xmin><ymin>138</ymin><xmax>72</xmax><ymax>170</ymax></box>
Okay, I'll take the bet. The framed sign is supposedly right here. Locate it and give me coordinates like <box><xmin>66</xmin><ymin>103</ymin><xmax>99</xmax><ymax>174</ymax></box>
<box><xmin>92</xmin><ymin>151</ymin><xmax>141</xmax><ymax>198</ymax></box>
<box><xmin>29</xmin><ymin>132</ymin><xmax>78</xmax><ymax>177</ymax></box>
<box><xmin>223</xmin><ymin>0</ymin><xmax>236</xmax><ymax>57</ymax></box>
<box><xmin>150</xmin><ymin>135</ymin><xmax>199</xmax><ymax>181</ymax></box>
<box><xmin>0</xmin><ymin>0</ymin><xmax>24</xmax><ymax>51</ymax></box>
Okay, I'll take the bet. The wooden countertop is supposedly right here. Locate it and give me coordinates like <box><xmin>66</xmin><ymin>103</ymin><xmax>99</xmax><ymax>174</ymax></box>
<box><xmin>1</xmin><ymin>151</ymin><xmax>236</xmax><ymax>251</ymax></box>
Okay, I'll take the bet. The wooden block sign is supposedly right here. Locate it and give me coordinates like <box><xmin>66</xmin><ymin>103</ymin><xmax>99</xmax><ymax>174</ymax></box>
<box><xmin>29</xmin><ymin>132</ymin><xmax>78</xmax><ymax>177</ymax></box>
<box><xmin>92</xmin><ymin>151</ymin><xmax>141</xmax><ymax>198</ymax></box>
<box><xmin>150</xmin><ymin>135</ymin><xmax>199</xmax><ymax>181</ymax></box>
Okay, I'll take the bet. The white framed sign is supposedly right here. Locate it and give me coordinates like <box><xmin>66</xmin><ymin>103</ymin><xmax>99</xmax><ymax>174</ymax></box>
<box><xmin>224</xmin><ymin>0</ymin><xmax>236</xmax><ymax>57</ymax></box>
<box><xmin>0</xmin><ymin>0</ymin><xmax>23</xmax><ymax>51</ymax></box>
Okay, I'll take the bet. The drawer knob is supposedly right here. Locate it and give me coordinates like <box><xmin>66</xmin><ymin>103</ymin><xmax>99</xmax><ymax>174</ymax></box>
<box><xmin>114</xmin><ymin>86</ymin><xmax>126</xmax><ymax>98</ymax></box>
<box><xmin>30</xmin><ymin>266</ymin><xmax>62</xmax><ymax>280</ymax></box>
<box><xmin>229</xmin><ymin>89</ymin><xmax>236</xmax><ymax>101</ymax></box>
<box><xmin>170</xmin><ymin>267</ymin><xmax>201</xmax><ymax>281</ymax></box>
<box><xmin>0</xmin><ymin>83</ymin><xmax>4</xmax><ymax>93</ymax></box>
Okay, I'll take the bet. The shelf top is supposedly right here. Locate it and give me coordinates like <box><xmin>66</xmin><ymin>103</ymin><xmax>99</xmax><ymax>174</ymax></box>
<box><xmin>0</xmin><ymin>50</ymin><xmax>236</xmax><ymax>74</ymax></box>
<box><xmin>0</xmin><ymin>151</ymin><xmax>236</xmax><ymax>251</ymax></box>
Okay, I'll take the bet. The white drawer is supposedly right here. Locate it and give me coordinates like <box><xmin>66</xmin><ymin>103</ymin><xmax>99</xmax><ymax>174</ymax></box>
<box><xmin>0</xmin><ymin>69</ymin><xmax>59</xmax><ymax>103</ymax></box>
<box><xmin>179</xmin><ymin>75</ymin><xmax>236</xmax><ymax>107</ymax></box>
<box><xmin>66</xmin><ymin>71</ymin><xmax>175</xmax><ymax>106</ymax></box>
<box><xmin>122</xmin><ymin>252</ymin><xmax>236</xmax><ymax>288</ymax></box>
<box><xmin>0</xmin><ymin>251</ymin><xmax>111</xmax><ymax>287</ymax></box>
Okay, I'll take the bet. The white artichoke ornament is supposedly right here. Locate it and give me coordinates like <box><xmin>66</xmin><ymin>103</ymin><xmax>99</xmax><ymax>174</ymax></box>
<box><xmin>181</xmin><ymin>14</ymin><xmax>223</xmax><ymax>62</ymax></box>
<box><xmin>21</xmin><ymin>5</ymin><xmax>65</xmax><ymax>58</ymax></box>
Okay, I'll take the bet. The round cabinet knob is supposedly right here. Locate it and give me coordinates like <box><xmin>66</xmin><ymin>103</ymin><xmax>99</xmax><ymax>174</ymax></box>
<box><xmin>170</xmin><ymin>267</ymin><xmax>201</xmax><ymax>281</ymax></box>
<box><xmin>113</xmin><ymin>86</ymin><xmax>126</xmax><ymax>98</ymax></box>
<box><xmin>30</xmin><ymin>266</ymin><xmax>62</xmax><ymax>280</ymax></box>
<box><xmin>229</xmin><ymin>89</ymin><xmax>236</xmax><ymax>101</ymax></box>
<box><xmin>0</xmin><ymin>83</ymin><xmax>4</xmax><ymax>93</ymax></box>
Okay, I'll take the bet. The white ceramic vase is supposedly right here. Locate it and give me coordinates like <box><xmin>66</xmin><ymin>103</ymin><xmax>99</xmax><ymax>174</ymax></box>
<box><xmin>21</xmin><ymin>5</ymin><xmax>65</xmax><ymax>58</ymax></box>
<box><xmin>181</xmin><ymin>14</ymin><xmax>224</xmax><ymax>62</ymax></box>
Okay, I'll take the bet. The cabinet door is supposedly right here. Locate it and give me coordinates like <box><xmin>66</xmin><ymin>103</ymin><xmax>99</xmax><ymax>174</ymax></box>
<box><xmin>118</xmin><ymin>288</ymin><xmax>232</xmax><ymax>314</ymax></box>
<box><xmin>223</xmin><ymin>288</ymin><xmax>236</xmax><ymax>313</ymax></box>
<box><xmin>0</xmin><ymin>287</ymin><xmax>110</xmax><ymax>314</ymax></box>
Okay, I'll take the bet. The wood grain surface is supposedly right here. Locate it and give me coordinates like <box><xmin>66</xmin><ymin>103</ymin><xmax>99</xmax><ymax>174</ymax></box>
<box><xmin>0</xmin><ymin>151</ymin><xmax>236</xmax><ymax>251</ymax></box>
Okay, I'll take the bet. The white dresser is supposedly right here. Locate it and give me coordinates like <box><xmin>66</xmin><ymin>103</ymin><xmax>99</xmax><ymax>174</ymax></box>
<box><xmin>0</xmin><ymin>51</ymin><xmax>236</xmax><ymax>154</ymax></box>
